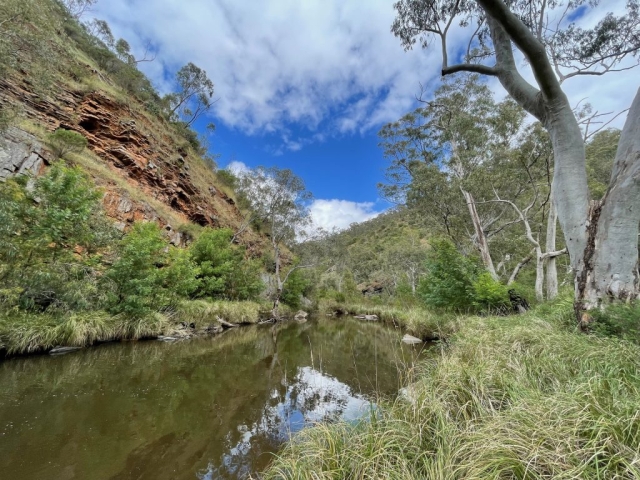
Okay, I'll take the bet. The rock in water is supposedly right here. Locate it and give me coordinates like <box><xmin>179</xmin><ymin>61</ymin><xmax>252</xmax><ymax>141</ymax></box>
<box><xmin>355</xmin><ymin>314</ymin><xmax>378</xmax><ymax>321</ymax></box>
<box><xmin>157</xmin><ymin>336</ymin><xmax>178</xmax><ymax>342</ymax></box>
<box><xmin>294</xmin><ymin>310</ymin><xmax>308</xmax><ymax>322</ymax></box>
<box><xmin>402</xmin><ymin>334</ymin><xmax>423</xmax><ymax>345</ymax></box>
<box><xmin>49</xmin><ymin>346</ymin><xmax>82</xmax><ymax>355</ymax></box>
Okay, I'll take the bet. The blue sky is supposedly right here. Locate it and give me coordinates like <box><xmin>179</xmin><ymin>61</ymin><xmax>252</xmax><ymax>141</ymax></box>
<box><xmin>91</xmin><ymin>0</ymin><xmax>636</xmax><ymax>230</ymax></box>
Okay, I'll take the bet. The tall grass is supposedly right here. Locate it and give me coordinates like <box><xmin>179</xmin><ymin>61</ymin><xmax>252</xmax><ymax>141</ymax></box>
<box><xmin>173</xmin><ymin>299</ymin><xmax>263</xmax><ymax>326</ymax></box>
<box><xmin>263</xmin><ymin>304</ymin><xmax>640</xmax><ymax>479</ymax></box>
<box><xmin>0</xmin><ymin>311</ymin><xmax>170</xmax><ymax>355</ymax></box>
<box><xmin>320</xmin><ymin>299</ymin><xmax>460</xmax><ymax>339</ymax></box>
<box><xmin>0</xmin><ymin>299</ymin><xmax>268</xmax><ymax>356</ymax></box>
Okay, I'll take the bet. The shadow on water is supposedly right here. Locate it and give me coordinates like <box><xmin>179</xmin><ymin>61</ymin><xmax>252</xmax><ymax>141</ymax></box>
<box><xmin>0</xmin><ymin>316</ymin><xmax>431</xmax><ymax>480</ymax></box>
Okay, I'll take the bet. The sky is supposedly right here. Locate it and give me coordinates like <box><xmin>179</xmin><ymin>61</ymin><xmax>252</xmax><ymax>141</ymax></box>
<box><xmin>90</xmin><ymin>0</ymin><xmax>637</xmax><ymax>231</ymax></box>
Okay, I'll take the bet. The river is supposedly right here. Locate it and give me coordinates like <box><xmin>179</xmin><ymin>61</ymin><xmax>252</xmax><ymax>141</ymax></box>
<box><xmin>0</xmin><ymin>316</ymin><xmax>428</xmax><ymax>479</ymax></box>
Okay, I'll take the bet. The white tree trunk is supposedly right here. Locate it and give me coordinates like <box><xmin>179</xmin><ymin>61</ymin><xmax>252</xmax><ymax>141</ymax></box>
<box><xmin>545</xmin><ymin>199</ymin><xmax>559</xmax><ymax>300</ymax></box>
<box><xmin>462</xmin><ymin>189</ymin><xmax>498</xmax><ymax>280</ymax></box>
<box><xmin>535</xmin><ymin>246</ymin><xmax>544</xmax><ymax>303</ymax></box>
<box><xmin>544</xmin><ymin>101</ymin><xmax>590</xmax><ymax>273</ymax></box>
<box><xmin>579</xmin><ymin>88</ymin><xmax>640</xmax><ymax>311</ymax></box>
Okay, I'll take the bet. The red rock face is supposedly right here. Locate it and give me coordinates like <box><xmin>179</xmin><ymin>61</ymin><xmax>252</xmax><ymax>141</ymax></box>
<box><xmin>0</xmin><ymin>77</ymin><xmax>245</xmax><ymax>238</ymax></box>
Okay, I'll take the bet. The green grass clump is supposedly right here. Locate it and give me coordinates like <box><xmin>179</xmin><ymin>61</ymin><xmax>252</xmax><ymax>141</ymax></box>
<box><xmin>263</xmin><ymin>305</ymin><xmax>640</xmax><ymax>479</ymax></box>
<box><xmin>320</xmin><ymin>300</ymin><xmax>459</xmax><ymax>339</ymax></box>
<box><xmin>0</xmin><ymin>311</ymin><xmax>169</xmax><ymax>354</ymax></box>
<box><xmin>174</xmin><ymin>299</ymin><xmax>262</xmax><ymax>326</ymax></box>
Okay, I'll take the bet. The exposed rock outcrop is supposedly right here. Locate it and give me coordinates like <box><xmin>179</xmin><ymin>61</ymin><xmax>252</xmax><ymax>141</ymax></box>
<box><xmin>0</xmin><ymin>127</ymin><xmax>51</xmax><ymax>180</ymax></box>
<box><xmin>0</xmin><ymin>76</ymin><xmax>260</xmax><ymax>250</ymax></box>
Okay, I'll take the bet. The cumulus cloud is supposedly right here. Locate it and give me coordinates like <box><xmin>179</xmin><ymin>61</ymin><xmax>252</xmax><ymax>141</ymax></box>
<box><xmin>92</xmin><ymin>0</ymin><xmax>636</xmax><ymax>144</ymax></box>
<box><xmin>309</xmin><ymin>199</ymin><xmax>382</xmax><ymax>232</ymax></box>
<box><xmin>226</xmin><ymin>160</ymin><xmax>250</xmax><ymax>175</ymax></box>
<box><xmin>90</xmin><ymin>0</ymin><xmax>443</xmax><ymax>138</ymax></box>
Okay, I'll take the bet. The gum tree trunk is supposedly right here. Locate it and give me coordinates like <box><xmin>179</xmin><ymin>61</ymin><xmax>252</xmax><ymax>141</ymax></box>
<box><xmin>545</xmin><ymin>199</ymin><xmax>559</xmax><ymax>300</ymax></box>
<box><xmin>577</xmin><ymin>88</ymin><xmax>640</xmax><ymax>316</ymax></box>
<box><xmin>462</xmin><ymin>189</ymin><xmax>499</xmax><ymax>280</ymax></box>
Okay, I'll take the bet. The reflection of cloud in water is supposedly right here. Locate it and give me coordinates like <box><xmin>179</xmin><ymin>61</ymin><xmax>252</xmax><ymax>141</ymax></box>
<box><xmin>198</xmin><ymin>366</ymin><xmax>371</xmax><ymax>479</ymax></box>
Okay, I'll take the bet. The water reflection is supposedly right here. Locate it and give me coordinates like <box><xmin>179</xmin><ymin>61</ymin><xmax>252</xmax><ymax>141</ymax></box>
<box><xmin>0</xmin><ymin>317</ymin><xmax>427</xmax><ymax>480</ymax></box>
<box><xmin>201</xmin><ymin>366</ymin><xmax>371</xmax><ymax>479</ymax></box>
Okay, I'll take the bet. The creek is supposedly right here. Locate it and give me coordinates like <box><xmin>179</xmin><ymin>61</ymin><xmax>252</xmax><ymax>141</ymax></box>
<box><xmin>0</xmin><ymin>316</ymin><xmax>429</xmax><ymax>479</ymax></box>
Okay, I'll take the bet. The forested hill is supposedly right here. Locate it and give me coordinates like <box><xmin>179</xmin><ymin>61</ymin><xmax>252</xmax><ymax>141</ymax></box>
<box><xmin>303</xmin><ymin>208</ymin><xmax>430</xmax><ymax>297</ymax></box>
<box><xmin>0</xmin><ymin>0</ymin><xmax>264</xmax><ymax>252</ymax></box>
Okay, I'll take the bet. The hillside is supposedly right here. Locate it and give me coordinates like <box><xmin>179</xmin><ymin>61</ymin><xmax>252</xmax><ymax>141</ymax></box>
<box><xmin>0</xmin><ymin>0</ymin><xmax>264</xmax><ymax>253</ymax></box>
<box><xmin>306</xmin><ymin>208</ymin><xmax>430</xmax><ymax>296</ymax></box>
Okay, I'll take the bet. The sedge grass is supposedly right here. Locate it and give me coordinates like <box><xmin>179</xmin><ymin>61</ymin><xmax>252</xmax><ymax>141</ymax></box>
<box><xmin>263</xmin><ymin>304</ymin><xmax>640</xmax><ymax>480</ymax></box>
<box><xmin>320</xmin><ymin>299</ymin><xmax>460</xmax><ymax>339</ymax></box>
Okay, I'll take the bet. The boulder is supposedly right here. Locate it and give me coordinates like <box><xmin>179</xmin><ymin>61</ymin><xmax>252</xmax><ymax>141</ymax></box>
<box><xmin>402</xmin><ymin>334</ymin><xmax>423</xmax><ymax>345</ymax></box>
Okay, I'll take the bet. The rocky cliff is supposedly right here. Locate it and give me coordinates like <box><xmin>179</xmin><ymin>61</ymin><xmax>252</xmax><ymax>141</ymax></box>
<box><xmin>0</xmin><ymin>74</ymin><xmax>260</xmax><ymax>250</ymax></box>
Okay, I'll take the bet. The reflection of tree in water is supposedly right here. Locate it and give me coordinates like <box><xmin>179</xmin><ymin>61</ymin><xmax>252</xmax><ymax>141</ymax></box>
<box><xmin>199</xmin><ymin>366</ymin><xmax>370</xmax><ymax>480</ymax></box>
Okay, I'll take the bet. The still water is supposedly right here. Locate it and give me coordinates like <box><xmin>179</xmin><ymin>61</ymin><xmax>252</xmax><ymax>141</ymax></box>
<box><xmin>0</xmin><ymin>316</ymin><xmax>427</xmax><ymax>479</ymax></box>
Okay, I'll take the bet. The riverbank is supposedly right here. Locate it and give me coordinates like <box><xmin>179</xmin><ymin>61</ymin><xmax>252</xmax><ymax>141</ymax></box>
<box><xmin>321</xmin><ymin>299</ymin><xmax>460</xmax><ymax>340</ymax></box>
<box><xmin>264</xmin><ymin>297</ymin><xmax>640</xmax><ymax>479</ymax></box>
<box><xmin>0</xmin><ymin>300</ymin><xmax>295</xmax><ymax>358</ymax></box>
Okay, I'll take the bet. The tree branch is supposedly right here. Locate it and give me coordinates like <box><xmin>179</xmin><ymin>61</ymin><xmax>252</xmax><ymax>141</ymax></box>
<box><xmin>478</xmin><ymin>0</ymin><xmax>564</xmax><ymax>103</ymax></box>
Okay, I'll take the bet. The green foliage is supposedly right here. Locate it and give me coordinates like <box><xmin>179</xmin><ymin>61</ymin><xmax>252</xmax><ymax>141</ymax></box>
<box><xmin>46</xmin><ymin>129</ymin><xmax>88</xmax><ymax>158</ymax></box>
<box><xmin>418</xmin><ymin>239</ymin><xmax>479</xmax><ymax>311</ymax></box>
<box><xmin>0</xmin><ymin>163</ymin><xmax>115</xmax><ymax>312</ymax></box>
<box><xmin>104</xmin><ymin>222</ymin><xmax>199</xmax><ymax>317</ymax></box>
<box><xmin>189</xmin><ymin>228</ymin><xmax>262</xmax><ymax>301</ymax></box>
<box><xmin>472</xmin><ymin>272</ymin><xmax>510</xmax><ymax>313</ymax></box>
<box><xmin>281</xmin><ymin>269</ymin><xmax>311</xmax><ymax>309</ymax></box>
<box><xmin>216</xmin><ymin>169</ymin><xmax>238</xmax><ymax>189</ymax></box>
<box><xmin>590</xmin><ymin>302</ymin><xmax>640</xmax><ymax>344</ymax></box>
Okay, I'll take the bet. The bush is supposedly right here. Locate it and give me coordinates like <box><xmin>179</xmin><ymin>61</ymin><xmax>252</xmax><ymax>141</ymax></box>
<box><xmin>418</xmin><ymin>238</ymin><xmax>479</xmax><ymax>311</ymax></box>
<box><xmin>281</xmin><ymin>268</ymin><xmax>311</xmax><ymax>309</ymax></box>
<box><xmin>472</xmin><ymin>272</ymin><xmax>511</xmax><ymax>313</ymax></box>
<box><xmin>0</xmin><ymin>163</ymin><xmax>115</xmax><ymax>313</ymax></box>
<box><xmin>104</xmin><ymin>222</ymin><xmax>199</xmax><ymax>317</ymax></box>
<box><xmin>216</xmin><ymin>169</ymin><xmax>238</xmax><ymax>189</ymax></box>
<box><xmin>46</xmin><ymin>129</ymin><xmax>88</xmax><ymax>158</ymax></box>
<box><xmin>190</xmin><ymin>227</ymin><xmax>261</xmax><ymax>300</ymax></box>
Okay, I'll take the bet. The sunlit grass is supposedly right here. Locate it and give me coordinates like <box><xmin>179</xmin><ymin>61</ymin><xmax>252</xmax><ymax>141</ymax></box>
<box><xmin>263</xmin><ymin>302</ymin><xmax>640</xmax><ymax>479</ymax></box>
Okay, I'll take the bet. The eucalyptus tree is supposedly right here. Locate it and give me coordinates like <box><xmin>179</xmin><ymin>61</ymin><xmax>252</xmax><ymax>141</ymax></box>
<box><xmin>379</xmin><ymin>75</ymin><xmax>525</xmax><ymax>281</ymax></box>
<box><xmin>392</xmin><ymin>0</ymin><xmax>640</xmax><ymax>316</ymax></box>
<box><xmin>236</xmin><ymin>166</ymin><xmax>313</xmax><ymax>318</ymax></box>
<box><xmin>165</xmin><ymin>63</ymin><xmax>215</xmax><ymax>127</ymax></box>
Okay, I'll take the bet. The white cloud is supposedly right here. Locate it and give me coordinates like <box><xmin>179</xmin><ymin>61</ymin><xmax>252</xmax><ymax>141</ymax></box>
<box><xmin>90</xmin><ymin>0</ymin><xmax>443</xmax><ymax>138</ymax></box>
<box><xmin>309</xmin><ymin>199</ymin><xmax>382</xmax><ymax>231</ymax></box>
<box><xmin>226</xmin><ymin>160</ymin><xmax>250</xmax><ymax>175</ymax></box>
<box><xmin>91</xmin><ymin>0</ymin><xmax>637</xmax><ymax>144</ymax></box>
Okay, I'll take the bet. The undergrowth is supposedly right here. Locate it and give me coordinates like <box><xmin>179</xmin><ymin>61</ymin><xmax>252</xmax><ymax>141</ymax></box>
<box><xmin>264</xmin><ymin>301</ymin><xmax>640</xmax><ymax>479</ymax></box>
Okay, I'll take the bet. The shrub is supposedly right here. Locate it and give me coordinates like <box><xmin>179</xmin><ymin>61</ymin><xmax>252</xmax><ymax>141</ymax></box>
<box><xmin>104</xmin><ymin>222</ymin><xmax>199</xmax><ymax>317</ymax></box>
<box><xmin>0</xmin><ymin>163</ymin><xmax>114</xmax><ymax>313</ymax></box>
<box><xmin>281</xmin><ymin>268</ymin><xmax>311</xmax><ymax>309</ymax></box>
<box><xmin>472</xmin><ymin>272</ymin><xmax>511</xmax><ymax>313</ymax></box>
<box><xmin>216</xmin><ymin>169</ymin><xmax>238</xmax><ymax>189</ymax></box>
<box><xmin>46</xmin><ymin>129</ymin><xmax>88</xmax><ymax>158</ymax></box>
<box><xmin>418</xmin><ymin>238</ymin><xmax>479</xmax><ymax>311</ymax></box>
